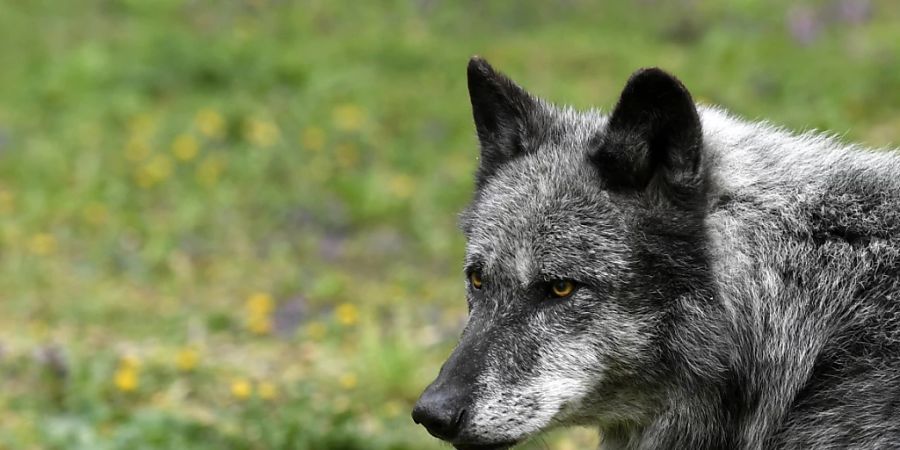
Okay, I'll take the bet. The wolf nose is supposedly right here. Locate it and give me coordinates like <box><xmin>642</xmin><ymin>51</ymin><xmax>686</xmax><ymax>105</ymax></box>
<box><xmin>412</xmin><ymin>386</ymin><xmax>467</xmax><ymax>440</ymax></box>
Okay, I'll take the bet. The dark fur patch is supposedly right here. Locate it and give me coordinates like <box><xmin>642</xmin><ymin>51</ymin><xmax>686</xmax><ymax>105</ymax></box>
<box><xmin>467</xmin><ymin>57</ymin><xmax>550</xmax><ymax>188</ymax></box>
<box><xmin>591</xmin><ymin>68</ymin><xmax>705</xmax><ymax>207</ymax></box>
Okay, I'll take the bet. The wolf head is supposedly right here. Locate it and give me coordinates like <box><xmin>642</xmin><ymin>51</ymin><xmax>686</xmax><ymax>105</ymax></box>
<box><xmin>412</xmin><ymin>57</ymin><xmax>714</xmax><ymax>449</ymax></box>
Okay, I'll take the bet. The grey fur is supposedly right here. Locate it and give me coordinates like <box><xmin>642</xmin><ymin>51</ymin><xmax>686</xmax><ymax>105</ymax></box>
<box><xmin>413</xmin><ymin>58</ymin><xmax>900</xmax><ymax>450</ymax></box>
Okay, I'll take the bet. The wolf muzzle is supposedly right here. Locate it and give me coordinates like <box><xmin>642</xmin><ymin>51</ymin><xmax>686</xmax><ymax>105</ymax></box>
<box><xmin>411</xmin><ymin>378</ymin><xmax>469</xmax><ymax>440</ymax></box>
<box><xmin>412</xmin><ymin>336</ymin><xmax>485</xmax><ymax>441</ymax></box>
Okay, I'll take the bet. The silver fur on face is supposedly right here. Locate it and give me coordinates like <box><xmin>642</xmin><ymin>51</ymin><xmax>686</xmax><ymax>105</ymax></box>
<box><xmin>458</xmin><ymin>110</ymin><xmax>651</xmax><ymax>443</ymax></box>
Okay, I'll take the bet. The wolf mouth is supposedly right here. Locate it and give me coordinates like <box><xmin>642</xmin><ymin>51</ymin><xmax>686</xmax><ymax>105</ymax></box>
<box><xmin>453</xmin><ymin>441</ymin><xmax>518</xmax><ymax>450</ymax></box>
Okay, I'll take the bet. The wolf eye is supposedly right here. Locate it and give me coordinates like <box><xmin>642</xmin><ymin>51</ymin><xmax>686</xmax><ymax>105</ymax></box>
<box><xmin>469</xmin><ymin>271</ymin><xmax>483</xmax><ymax>289</ymax></box>
<box><xmin>550</xmin><ymin>280</ymin><xmax>575</xmax><ymax>298</ymax></box>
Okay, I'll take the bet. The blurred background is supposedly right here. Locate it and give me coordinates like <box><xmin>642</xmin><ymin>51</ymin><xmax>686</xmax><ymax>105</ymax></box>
<box><xmin>0</xmin><ymin>0</ymin><xmax>897</xmax><ymax>449</ymax></box>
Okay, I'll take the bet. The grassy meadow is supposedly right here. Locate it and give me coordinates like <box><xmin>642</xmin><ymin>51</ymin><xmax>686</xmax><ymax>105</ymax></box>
<box><xmin>0</xmin><ymin>0</ymin><xmax>898</xmax><ymax>449</ymax></box>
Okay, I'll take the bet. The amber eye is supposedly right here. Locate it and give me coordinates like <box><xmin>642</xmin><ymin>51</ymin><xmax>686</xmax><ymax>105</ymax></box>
<box><xmin>551</xmin><ymin>280</ymin><xmax>575</xmax><ymax>298</ymax></box>
<box><xmin>469</xmin><ymin>271</ymin><xmax>483</xmax><ymax>289</ymax></box>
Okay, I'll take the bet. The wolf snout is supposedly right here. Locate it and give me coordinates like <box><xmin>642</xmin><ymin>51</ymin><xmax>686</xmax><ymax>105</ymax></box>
<box><xmin>411</xmin><ymin>381</ymin><xmax>469</xmax><ymax>440</ymax></box>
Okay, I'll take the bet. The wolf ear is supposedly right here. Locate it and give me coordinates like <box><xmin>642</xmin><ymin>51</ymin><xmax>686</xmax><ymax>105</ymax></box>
<box><xmin>467</xmin><ymin>56</ymin><xmax>542</xmax><ymax>183</ymax></box>
<box><xmin>592</xmin><ymin>68</ymin><xmax>704</xmax><ymax>202</ymax></box>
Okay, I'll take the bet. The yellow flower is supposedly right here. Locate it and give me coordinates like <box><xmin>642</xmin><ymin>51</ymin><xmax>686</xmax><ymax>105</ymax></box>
<box><xmin>124</xmin><ymin>137</ymin><xmax>151</xmax><ymax>162</ymax></box>
<box><xmin>196</xmin><ymin>156</ymin><xmax>225</xmax><ymax>187</ymax></box>
<box><xmin>246</xmin><ymin>292</ymin><xmax>274</xmax><ymax>315</ymax></box>
<box><xmin>194</xmin><ymin>108</ymin><xmax>225</xmax><ymax>139</ymax></box>
<box><xmin>134</xmin><ymin>171</ymin><xmax>153</xmax><ymax>189</ymax></box>
<box><xmin>114</xmin><ymin>366</ymin><xmax>139</xmax><ymax>392</ymax></box>
<box><xmin>245</xmin><ymin>293</ymin><xmax>274</xmax><ymax>334</ymax></box>
<box><xmin>258</xmin><ymin>381</ymin><xmax>277</xmax><ymax>400</ymax></box>
<box><xmin>338</xmin><ymin>372</ymin><xmax>358</xmax><ymax>390</ymax></box>
<box><xmin>175</xmin><ymin>347</ymin><xmax>200</xmax><ymax>372</ymax></box>
<box><xmin>82</xmin><ymin>202</ymin><xmax>108</xmax><ymax>225</ymax></box>
<box><xmin>306</xmin><ymin>321</ymin><xmax>327</xmax><ymax>341</ymax></box>
<box><xmin>388</xmin><ymin>174</ymin><xmax>415</xmax><ymax>199</ymax></box>
<box><xmin>335</xmin><ymin>303</ymin><xmax>359</xmax><ymax>326</ymax></box>
<box><xmin>127</xmin><ymin>113</ymin><xmax>156</xmax><ymax>138</ymax></box>
<box><xmin>29</xmin><ymin>319</ymin><xmax>49</xmax><ymax>339</ymax></box>
<box><xmin>332</xmin><ymin>104</ymin><xmax>366</xmax><ymax>132</ymax></box>
<box><xmin>300</xmin><ymin>126</ymin><xmax>326</xmax><ymax>151</ymax></box>
<box><xmin>147</xmin><ymin>154</ymin><xmax>173</xmax><ymax>178</ymax></box>
<box><xmin>243</xmin><ymin>118</ymin><xmax>280</xmax><ymax>148</ymax></box>
<box><xmin>230</xmin><ymin>379</ymin><xmax>252</xmax><ymax>399</ymax></box>
<box><xmin>0</xmin><ymin>188</ymin><xmax>13</xmax><ymax>214</ymax></box>
<box><xmin>247</xmin><ymin>315</ymin><xmax>272</xmax><ymax>335</ymax></box>
<box><xmin>335</xmin><ymin>143</ymin><xmax>359</xmax><ymax>169</ymax></box>
<box><xmin>171</xmin><ymin>133</ymin><xmax>199</xmax><ymax>161</ymax></box>
<box><xmin>27</xmin><ymin>233</ymin><xmax>57</xmax><ymax>256</ymax></box>
<box><xmin>120</xmin><ymin>354</ymin><xmax>141</xmax><ymax>370</ymax></box>
<box><xmin>135</xmin><ymin>154</ymin><xmax>173</xmax><ymax>188</ymax></box>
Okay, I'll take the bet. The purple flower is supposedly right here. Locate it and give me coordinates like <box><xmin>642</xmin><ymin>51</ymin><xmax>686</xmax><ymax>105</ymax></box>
<box><xmin>833</xmin><ymin>0</ymin><xmax>871</xmax><ymax>25</ymax></box>
<box><xmin>274</xmin><ymin>296</ymin><xmax>307</xmax><ymax>338</ymax></box>
<box><xmin>788</xmin><ymin>6</ymin><xmax>821</xmax><ymax>45</ymax></box>
<box><xmin>33</xmin><ymin>344</ymin><xmax>68</xmax><ymax>378</ymax></box>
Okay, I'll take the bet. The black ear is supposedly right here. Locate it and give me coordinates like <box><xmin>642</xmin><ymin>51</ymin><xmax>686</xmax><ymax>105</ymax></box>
<box><xmin>467</xmin><ymin>56</ymin><xmax>542</xmax><ymax>183</ymax></box>
<box><xmin>592</xmin><ymin>68</ymin><xmax>704</xmax><ymax>202</ymax></box>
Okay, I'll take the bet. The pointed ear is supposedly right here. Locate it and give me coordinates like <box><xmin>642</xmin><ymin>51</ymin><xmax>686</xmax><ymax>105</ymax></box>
<box><xmin>467</xmin><ymin>56</ymin><xmax>542</xmax><ymax>183</ymax></box>
<box><xmin>592</xmin><ymin>68</ymin><xmax>704</xmax><ymax>203</ymax></box>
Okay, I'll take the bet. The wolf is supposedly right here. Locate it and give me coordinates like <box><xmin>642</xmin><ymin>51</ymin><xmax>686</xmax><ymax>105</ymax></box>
<box><xmin>411</xmin><ymin>56</ymin><xmax>900</xmax><ymax>450</ymax></box>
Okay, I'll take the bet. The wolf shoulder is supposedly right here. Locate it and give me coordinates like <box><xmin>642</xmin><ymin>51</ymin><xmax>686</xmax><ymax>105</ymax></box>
<box><xmin>701</xmin><ymin>106</ymin><xmax>900</xmax><ymax>246</ymax></box>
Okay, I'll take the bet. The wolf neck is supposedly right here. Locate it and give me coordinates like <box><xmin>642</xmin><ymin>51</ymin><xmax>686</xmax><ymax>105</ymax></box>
<box><xmin>616</xmin><ymin>211</ymin><xmax>746</xmax><ymax>450</ymax></box>
<box><xmin>607</xmin><ymin>108</ymin><xmax>897</xmax><ymax>449</ymax></box>
<box><xmin>622</xmin><ymin>107</ymin><xmax>900</xmax><ymax>449</ymax></box>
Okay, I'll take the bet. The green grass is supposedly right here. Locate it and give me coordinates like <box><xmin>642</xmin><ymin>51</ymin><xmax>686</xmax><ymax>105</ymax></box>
<box><xmin>0</xmin><ymin>0</ymin><xmax>898</xmax><ymax>449</ymax></box>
